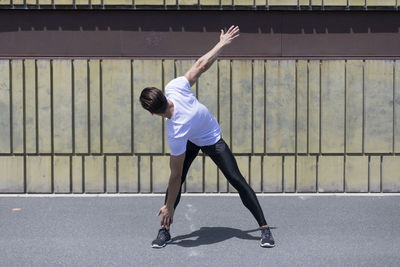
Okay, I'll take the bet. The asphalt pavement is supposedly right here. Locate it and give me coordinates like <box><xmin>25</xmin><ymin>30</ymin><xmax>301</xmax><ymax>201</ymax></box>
<box><xmin>0</xmin><ymin>194</ymin><xmax>399</xmax><ymax>267</ymax></box>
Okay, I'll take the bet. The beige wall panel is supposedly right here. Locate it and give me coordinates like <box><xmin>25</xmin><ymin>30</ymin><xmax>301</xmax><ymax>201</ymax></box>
<box><xmin>75</xmin><ymin>0</ymin><xmax>88</xmax><ymax>4</ymax></box>
<box><xmin>324</xmin><ymin>0</ymin><xmax>346</xmax><ymax>5</ymax></box>
<box><xmin>136</xmin><ymin>0</ymin><xmax>163</xmax><ymax>4</ymax></box>
<box><xmin>321</xmin><ymin>60</ymin><xmax>345</xmax><ymax>153</ymax></box>
<box><xmin>368</xmin><ymin>0</ymin><xmax>395</xmax><ymax>6</ymax></box>
<box><xmin>296</xmin><ymin>156</ymin><xmax>316</xmax><ymax>192</ymax></box>
<box><xmin>152</xmin><ymin>156</ymin><xmax>170</xmax><ymax>193</ymax></box>
<box><xmin>311</xmin><ymin>0</ymin><xmax>322</xmax><ymax>4</ymax></box>
<box><xmin>308</xmin><ymin>60</ymin><xmax>320</xmax><ymax>153</ymax></box>
<box><xmin>140</xmin><ymin>156</ymin><xmax>151</xmax><ymax>193</ymax></box>
<box><xmin>53</xmin><ymin>60</ymin><xmax>73</xmax><ymax>153</ymax></box>
<box><xmin>263</xmin><ymin>156</ymin><xmax>282</xmax><ymax>192</ymax></box>
<box><xmin>200</xmin><ymin>0</ymin><xmax>219</xmax><ymax>5</ymax></box>
<box><xmin>255</xmin><ymin>0</ymin><xmax>266</xmax><ymax>5</ymax></box>
<box><xmin>163</xmin><ymin>60</ymin><xmax>175</xmax><ymax>154</ymax></box>
<box><xmin>84</xmin><ymin>156</ymin><xmax>104</xmax><ymax>193</ymax></box>
<box><xmin>345</xmin><ymin>156</ymin><xmax>368</xmax><ymax>192</ymax></box>
<box><xmin>11</xmin><ymin>60</ymin><xmax>24</xmax><ymax>153</ymax></box>
<box><xmin>165</xmin><ymin>0</ymin><xmax>176</xmax><ymax>4</ymax></box>
<box><xmin>369</xmin><ymin>156</ymin><xmax>381</xmax><ymax>192</ymax></box>
<box><xmin>175</xmin><ymin>60</ymin><xmax>196</xmax><ymax>95</ymax></box>
<box><xmin>346</xmin><ymin>60</ymin><xmax>363</xmax><ymax>153</ymax></box>
<box><xmin>186</xmin><ymin>156</ymin><xmax>203</xmax><ymax>192</ymax></box>
<box><xmin>0</xmin><ymin>156</ymin><xmax>24</xmax><ymax>193</ymax></box>
<box><xmin>318</xmin><ymin>156</ymin><xmax>344</xmax><ymax>192</ymax></box>
<box><xmin>253</xmin><ymin>60</ymin><xmax>265</xmax><ymax>153</ymax></box>
<box><xmin>103</xmin><ymin>0</ymin><xmax>130</xmax><ymax>4</ymax></box>
<box><xmin>205</xmin><ymin>156</ymin><xmax>218</xmax><ymax>192</ymax></box>
<box><xmin>299</xmin><ymin>0</ymin><xmax>310</xmax><ymax>5</ymax></box>
<box><xmin>38</xmin><ymin>0</ymin><xmax>51</xmax><ymax>4</ymax></box>
<box><xmin>234</xmin><ymin>0</ymin><xmax>253</xmax><ymax>5</ymax></box>
<box><xmin>0</xmin><ymin>0</ymin><xmax>10</xmax><ymax>4</ymax></box>
<box><xmin>72</xmin><ymin>156</ymin><xmax>83</xmax><ymax>193</ymax></box>
<box><xmin>218</xmin><ymin>60</ymin><xmax>231</xmax><ymax>147</ymax></box>
<box><xmin>54</xmin><ymin>0</ymin><xmax>72</xmax><ymax>4</ymax></box>
<box><xmin>219</xmin><ymin>169</ymin><xmax>229</xmax><ymax>192</ymax></box>
<box><xmin>73</xmin><ymin>60</ymin><xmax>89</xmax><ymax>154</ymax></box>
<box><xmin>118</xmin><ymin>156</ymin><xmax>138</xmax><ymax>193</ymax></box>
<box><xmin>395</xmin><ymin>61</ymin><xmax>400</xmax><ymax>152</ymax></box>
<box><xmin>37</xmin><ymin>60</ymin><xmax>52</xmax><ymax>153</ymax></box>
<box><xmin>250</xmin><ymin>156</ymin><xmax>262</xmax><ymax>193</ymax></box>
<box><xmin>232</xmin><ymin>60</ymin><xmax>252</xmax><ymax>153</ymax></box>
<box><xmin>269</xmin><ymin>0</ymin><xmax>297</xmax><ymax>5</ymax></box>
<box><xmin>221</xmin><ymin>0</ymin><xmax>232</xmax><ymax>5</ymax></box>
<box><xmin>106</xmin><ymin>156</ymin><xmax>117</xmax><ymax>193</ymax></box>
<box><xmin>218</xmin><ymin>60</ymin><xmax>231</xmax><ymax>192</ymax></box>
<box><xmin>24</xmin><ymin>60</ymin><xmax>36</xmax><ymax>153</ymax></box>
<box><xmin>0</xmin><ymin>60</ymin><xmax>10</xmax><ymax>153</ymax></box>
<box><xmin>349</xmin><ymin>0</ymin><xmax>365</xmax><ymax>6</ymax></box>
<box><xmin>229</xmin><ymin>155</ymin><xmax>249</xmax><ymax>192</ymax></box>
<box><xmin>266</xmin><ymin>60</ymin><xmax>296</xmax><ymax>153</ymax></box>
<box><xmin>198</xmin><ymin>63</ymin><xmax>218</xmax><ymax>122</ymax></box>
<box><xmin>27</xmin><ymin>156</ymin><xmax>51</xmax><ymax>193</ymax></box>
<box><xmin>382</xmin><ymin>156</ymin><xmax>400</xmax><ymax>192</ymax></box>
<box><xmin>283</xmin><ymin>156</ymin><xmax>295</xmax><ymax>192</ymax></box>
<box><xmin>89</xmin><ymin>60</ymin><xmax>101</xmax><ymax>153</ymax></box>
<box><xmin>102</xmin><ymin>60</ymin><xmax>131</xmax><ymax>153</ymax></box>
<box><xmin>365</xmin><ymin>60</ymin><xmax>393</xmax><ymax>153</ymax></box>
<box><xmin>179</xmin><ymin>0</ymin><xmax>197</xmax><ymax>4</ymax></box>
<box><xmin>54</xmin><ymin>156</ymin><xmax>70</xmax><ymax>193</ymax></box>
<box><xmin>133</xmin><ymin>60</ymin><xmax>163</xmax><ymax>153</ymax></box>
<box><xmin>297</xmin><ymin>60</ymin><xmax>308</xmax><ymax>153</ymax></box>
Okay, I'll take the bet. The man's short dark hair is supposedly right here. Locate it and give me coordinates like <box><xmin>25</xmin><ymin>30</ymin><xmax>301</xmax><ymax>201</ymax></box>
<box><xmin>139</xmin><ymin>87</ymin><xmax>168</xmax><ymax>114</ymax></box>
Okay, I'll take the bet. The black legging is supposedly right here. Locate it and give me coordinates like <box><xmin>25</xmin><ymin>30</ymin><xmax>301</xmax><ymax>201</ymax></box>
<box><xmin>164</xmin><ymin>138</ymin><xmax>268</xmax><ymax>227</ymax></box>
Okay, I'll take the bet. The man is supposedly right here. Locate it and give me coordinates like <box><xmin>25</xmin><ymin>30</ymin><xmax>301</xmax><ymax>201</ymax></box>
<box><xmin>139</xmin><ymin>25</ymin><xmax>275</xmax><ymax>248</ymax></box>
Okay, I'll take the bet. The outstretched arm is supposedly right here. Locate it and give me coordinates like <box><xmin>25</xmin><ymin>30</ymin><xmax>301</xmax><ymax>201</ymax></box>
<box><xmin>184</xmin><ymin>25</ymin><xmax>240</xmax><ymax>87</ymax></box>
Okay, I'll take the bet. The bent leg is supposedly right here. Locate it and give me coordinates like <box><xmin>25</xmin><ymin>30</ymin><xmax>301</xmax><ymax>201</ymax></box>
<box><xmin>164</xmin><ymin>140</ymin><xmax>200</xmax><ymax>209</ymax></box>
<box><xmin>202</xmin><ymin>139</ymin><xmax>268</xmax><ymax>227</ymax></box>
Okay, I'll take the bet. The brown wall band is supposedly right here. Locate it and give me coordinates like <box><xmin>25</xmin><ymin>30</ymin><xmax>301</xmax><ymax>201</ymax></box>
<box><xmin>0</xmin><ymin>10</ymin><xmax>399</xmax><ymax>58</ymax></box>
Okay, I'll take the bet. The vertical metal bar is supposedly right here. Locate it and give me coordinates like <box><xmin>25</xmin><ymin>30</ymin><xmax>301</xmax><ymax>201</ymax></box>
<box><xmin>362</xmin><ymin>60</ymin><xmax>365</xmax><ymax>155</ymax></box>
<box><xmin>82</xmin><ymin>155</ymin><xmax>85</xmax><ymax>192</ymax></box>
<box><xmin>69</xmin><ymin>155</ymin><xmax>72</xmax><ymax>193</ymax></box>
<box><xmin>116</xmin><ymin>155</ymin><xmax>119</xmax><ymax>193</ymax></box>
<box><xmin>393</xmin><ymin>60</ymin><xmax>396</xmax><ymax>155</ymax></box>
<box><xmin>50</xmin><ymin>59</ymin><xmax>54</xmax><ymax>193</ymax></box>
<box><xmin>72</xmin><ymin>60</ymin><xmax>75</xmax><ymax>155</ymax></box>
<box><xmin>132</xmin><ymin>0</ymin><xmax>135</xmax><ymax>9</ymax></box>
<box><xmin>322</xmin><ymin>0</ymin><xmax>324</xmax><ymax>11</ymax></box>
<box><xmin>346</xmin><ymin>0</ymin><xmax>349</xmax><ymax>10</ymax></box>
<box><xmin>307</xmin><ymin>60</ymin><xmax>309</xmax><ymax>155</ymax></box>
<box><xmin>23</xmin><ymin>59</ymin><xmax>26</xmax><ymax>156</ymax></box>
<box><xmin>103</xmin><ymin>155</ymin><xmax>106</xmax><ymax>193</ymax></box>
<box><xmin>250</xmin><ymin>60</ymin><xmax>254</xmax><ymax>190</ymax></box>
<box><xmin>87</xmin><ymin>60</ymin><xmax>91</xmax><ymax>154</ymax></box>
<box><xmin>9</xmin><ymin>60</ymin><xmax>13</xmax><ymax>155</ymax></box>
<box><xmin>344</xmin><ymin>59</ymin><xmax>347</xmax><ymax>155</ymax></box>
<box><xmin>131</xmin><ymin>59</ymin><xmax>134</xmax><ymax>155</ymax></box>
<box><xmin>35</xmin><ymin>60</ymin><xmax>39</xmax><ymax>154</ymax></box>
<box><xmin>99</xmin><ymin>59</ymin><xmax>103</xmax><ymax>155</ymax></box>
<box><xmin>137</xmin><ymin>156</ymin><xmax>140</xmax><ymax>193</ymax></box>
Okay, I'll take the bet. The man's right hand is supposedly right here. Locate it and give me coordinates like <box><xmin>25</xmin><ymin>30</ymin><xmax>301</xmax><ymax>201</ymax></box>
<box><xmin>219</xmin><ymin>25</ymin><xmax>240</xmax><ymax>47</ymax></box>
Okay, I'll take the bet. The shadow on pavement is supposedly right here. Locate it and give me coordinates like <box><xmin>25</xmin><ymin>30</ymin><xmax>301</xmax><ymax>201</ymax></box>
<box><xmin>170</xmin><ymin>226</ymin><xmax>277</xmax><ymax>247</ymax></box>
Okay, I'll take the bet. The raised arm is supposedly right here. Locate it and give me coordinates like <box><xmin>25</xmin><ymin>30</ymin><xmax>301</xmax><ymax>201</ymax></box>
<box><xmin>184</xmin><ymin>25</ymin><xmax>240</xmax><ymax>87</ymax></box>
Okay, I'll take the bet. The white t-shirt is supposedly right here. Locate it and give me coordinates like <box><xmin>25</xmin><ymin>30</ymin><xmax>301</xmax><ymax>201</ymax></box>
<box><xmin>165</xmin><ymin>76</ymin><xmax>221</xmax><ymax>156</ymax></box>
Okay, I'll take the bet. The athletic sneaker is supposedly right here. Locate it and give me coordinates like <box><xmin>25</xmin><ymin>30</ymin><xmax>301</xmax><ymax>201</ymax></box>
<box><xmin>151</xmin><ymin>227</ymin><xmax>172</xmax><ymax>248</ymax></box>
<box><xmin>260</xmin><ymin>227</ymin><xmax>275</xmax><ymax>248</ymax></box>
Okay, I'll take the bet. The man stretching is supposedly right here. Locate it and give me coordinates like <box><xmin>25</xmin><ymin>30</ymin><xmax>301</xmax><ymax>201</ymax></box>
<box><xmin>139</xmin><ymin>25</ymin><xmax>275</xmax><ymax>248</ymax></box>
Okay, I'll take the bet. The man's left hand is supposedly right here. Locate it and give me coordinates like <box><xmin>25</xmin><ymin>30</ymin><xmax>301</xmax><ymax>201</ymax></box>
<box><xmin>156</xmin><ymin>205</ymin><xmax>175</xmax><ymax>228</ymax></box>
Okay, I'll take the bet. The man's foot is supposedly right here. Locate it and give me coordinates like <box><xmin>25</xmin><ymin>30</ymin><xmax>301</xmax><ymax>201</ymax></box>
<box><xmin>260</xmin><ymin>227</ymin><xmax>275</xmax><ymax>248</ymax></box>
<box><xmin>151</xmin><ymin>227</ymin><xmax>172</xmax><ymax>248</ymax></box>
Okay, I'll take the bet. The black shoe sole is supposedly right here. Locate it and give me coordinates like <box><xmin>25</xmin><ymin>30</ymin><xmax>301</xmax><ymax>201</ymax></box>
<box><xmin>151</xmin><ymin>239</ymin><xmax>172</xmax><ymax>248</ymax></box>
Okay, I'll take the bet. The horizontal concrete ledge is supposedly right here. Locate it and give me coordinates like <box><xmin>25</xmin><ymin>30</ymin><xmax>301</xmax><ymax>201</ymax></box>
<box><xmin>0</xmin><ymin>193</ymin><xmax>399</xmax><ymax>197</ymax></box>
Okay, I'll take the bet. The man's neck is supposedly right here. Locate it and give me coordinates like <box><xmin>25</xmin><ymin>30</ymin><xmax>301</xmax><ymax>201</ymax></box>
<box><xmin>166</xmin><ymin>100</ymin><xmax>174</xmax><ymax>119</ymax></box>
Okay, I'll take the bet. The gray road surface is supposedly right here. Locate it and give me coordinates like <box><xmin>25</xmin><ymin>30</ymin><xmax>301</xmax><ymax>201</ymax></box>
<box><xmin>0</xmin><ymin>195</ymin><xmax>399</xmax><ymax>267</ymax></box>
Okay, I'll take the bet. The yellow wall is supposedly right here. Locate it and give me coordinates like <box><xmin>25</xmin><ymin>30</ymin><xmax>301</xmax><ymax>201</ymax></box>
<box><xmin>0</xmin><ymin>59</ymin><xmax>399</xmax><ymax>193</ymax></box>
